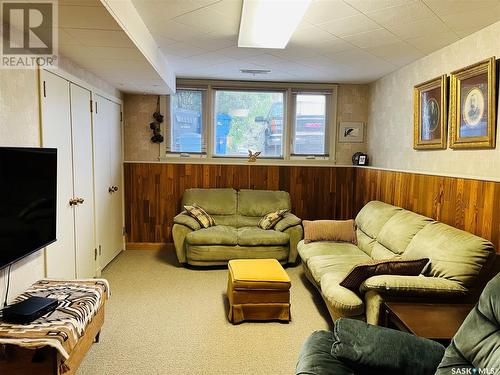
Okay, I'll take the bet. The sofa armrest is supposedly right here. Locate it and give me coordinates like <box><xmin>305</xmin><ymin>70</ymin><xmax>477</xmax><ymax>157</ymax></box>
<box><xmin>360</xmin><ymin>275</ymin><xmax>467</xmax><ymax>297</ymax></box>
<box><xmin>275</xmin><ymin>213</ymin><xmax>301</xmax><ymax>232</ymax></box>
<box><xmin>174</xmin><ymin>212</ymin><xmax>201</xmax><ymax>231</ymax></box>
<box><xmin>284</xmin><ymin>224</ymin><xmax>303</xmax><ymax>264</ymax></box>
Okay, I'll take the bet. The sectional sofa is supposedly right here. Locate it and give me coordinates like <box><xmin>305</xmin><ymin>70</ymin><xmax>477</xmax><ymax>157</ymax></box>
<box><xmin>298</xmin><ymin>201</ymin><xmax>496</xmax><ymax>324</ymax></box>
<box><xmin>172</xmin><ymin>188</ymin><xmax>303</xmax><ymax>266</ymax></box>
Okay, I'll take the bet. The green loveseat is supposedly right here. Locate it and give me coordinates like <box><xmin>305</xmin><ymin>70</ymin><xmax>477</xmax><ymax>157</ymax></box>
<box><xmin>172</xmin><ymin>188</ymin><xmax>303</xmax><ymax>266</ymax></box>
<box><xmin>298</xmin><ymin>201</ymin><xmax>495</xmax><ymax>324</ymax></box>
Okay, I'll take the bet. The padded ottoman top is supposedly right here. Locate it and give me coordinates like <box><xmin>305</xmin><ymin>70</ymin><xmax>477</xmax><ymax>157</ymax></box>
<box><xmin>228</xmin><ymin>259</ymin><xmax>291</xmax><ymax>290</ymax></box>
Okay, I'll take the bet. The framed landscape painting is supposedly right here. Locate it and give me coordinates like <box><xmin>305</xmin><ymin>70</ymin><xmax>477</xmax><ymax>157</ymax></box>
<box><xmin>413</xmin><ymin>75</ymin><xmax>447</xmax><ymax>150</ymax></box>
<box><xmin>450</xmin><ymin>57</ymin><xmax>496</xmax><ymax>149</ymax></box>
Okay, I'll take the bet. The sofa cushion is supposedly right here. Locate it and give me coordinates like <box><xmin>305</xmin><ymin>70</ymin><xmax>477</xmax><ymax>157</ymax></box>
<box><xmin>376</xmin><ymin>210</ymin><xmax>432</xmax><ymax>255</ymax></box>
<box><xmin>307</xmin><ymin>253</ymin><xmax>371</xmax><ymax>285</ymax></box>
<box><xmin>320</xmin><ymin>272</ymin><xmax>365</xmax><ymax>317</ymax></box>
<box><xmin>339</xmin><ymin>258</ymin><xmax>429</xmax><ymax>290</ymax></box>
<box><xmin>258</xmin><ymin>209</ymin><xmax>289</xmax><ymax>230</ymax></box>
<box><xmin>298</xmin><ymin>241</ymin><xmax>367</xmax><ymax>263</ymax></box>
<box><xmin>238</xmin><ymin>189</ymin><xmax>290</xmax><ymax>217</ymax></box>
<box><xmin>182</xmin><ymin>188</ymin><xmax>237</xmax><ymax>215</ymax></box>
<box><xmin>184</xmin><ymin>204</ymin><xmax>215</xmax><ymax>228</ymax></box>
<box><xmin>186</xmin><ymin>225</ymin><xmax>237</xmax><ymax>246</ymax></box>
<box><xmin>355</xmin><ymin>201</ymin><xmax>401</xmax><ymax>239</ymax></box>
<box><xmin>303</xmin><ymin>220</ymin><xmax>357</xmax><ymax>244</ymax></box>
<box><xmin>237</xmin><ymin>227</ymin><xmax>289</xmax><ymax>246</ymax></box>
<box><xmin>356</xmin><ymin>228</ymin><xmax>376</xmax><ymax>257</ymax></box>
<box><xmin>211</xmin><ymin>214</ymin><xmax>239</xmax><ymax>227</ymax></box>
<box><xmin>187</xmin><ymin>245</ymin><xmax>289</xmax><ymax>263</ymax></box>
<box><xmin>404</xmin><ymin>222</ymin><xmax>494</xmax><ymax>287</ymax></box>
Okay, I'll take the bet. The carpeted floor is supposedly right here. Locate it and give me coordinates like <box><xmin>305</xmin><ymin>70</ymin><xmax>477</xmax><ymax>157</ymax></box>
<box><xmin>78</xmin><ymin>249</ymin><xmax>331</xmax><ymax>375</ymax></box>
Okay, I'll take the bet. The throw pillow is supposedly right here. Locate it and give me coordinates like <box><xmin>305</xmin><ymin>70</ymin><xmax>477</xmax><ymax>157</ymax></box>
<box><xmin>258</xmin><ymin>209</ymin><xmax>289</xmax><ymax>230</ymax></box>
<box><xmin>339</xmin><ymin>258</ymin><xmax>430</xmax><ymax>290</ymax></box>
<box><xmin>303</xmin><ymin>219</ymin><xmax>357</xmax><ymax>244</ymax></box>
<box><xmin>184</xmin><ymin>203</ymin><xmax>215</xmax><ymax>229</ymax></box>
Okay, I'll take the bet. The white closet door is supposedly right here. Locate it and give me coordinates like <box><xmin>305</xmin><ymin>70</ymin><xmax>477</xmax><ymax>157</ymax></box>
<box><xmin>40</xmin><ymin>71</ymin><xmax>76</xmax><ymax>278</ymax></box>
<box><xmin>108</xmin><ymin>100</ymin><xmax>124</xmax><ymax>260</ymax></box>
<box><xmin>70</xmin><ymin>83</ymin><xmax>96</xmax><ymax>278</ymax></box>
<box><xmin>93</xmin><ymin>94</ymin><xmax>113</xmax><ymax>270</ymax></box>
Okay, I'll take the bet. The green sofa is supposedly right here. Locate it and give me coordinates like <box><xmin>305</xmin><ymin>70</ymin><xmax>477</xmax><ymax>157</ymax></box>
<box><xmin>172</xmin><ymin>188</ymin><xmax>303</xmax><ymax>266</ymax></box>
<box><xmin>298</xmin><ymin>200</ymin><xmax>495</xmax><ymax>324</ymax></box>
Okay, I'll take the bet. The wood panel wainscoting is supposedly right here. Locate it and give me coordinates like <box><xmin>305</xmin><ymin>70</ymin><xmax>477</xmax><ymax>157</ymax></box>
<box><xmin>124</xmin><ymin>163</ymin><xmax>500</xmax><ymax>254</ymax></box>
<box><xmin>124</xmin><ymin>163</ymin><xmax>356</xmax><ymax>245</ymax></box>
<box><xmin>354</xmin><ymin>168</ymin><xmax>500</xmax><ymax>254</ymax></box>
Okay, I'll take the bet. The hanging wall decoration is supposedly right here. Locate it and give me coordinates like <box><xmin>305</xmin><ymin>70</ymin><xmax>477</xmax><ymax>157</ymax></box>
<box><xmin>150</xmin><ymin>96</ymin><xmax>164</xmax><ymax>143</ymax></box>
<box><xmin>450</xmin><ymin>57</ymin><xmax>496</xmax><ymax>149</ymax></box>
<box><xmin>413</xmin><ymin>75</ymin><xmax>447</xmax><ymax>150</ymax></box>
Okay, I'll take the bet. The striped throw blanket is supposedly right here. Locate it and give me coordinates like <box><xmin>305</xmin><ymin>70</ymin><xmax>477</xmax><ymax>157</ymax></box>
<box><xmin>0</xmin><ymin>279</ymin><xmax>109</xmax><ymax>366</ymax></box>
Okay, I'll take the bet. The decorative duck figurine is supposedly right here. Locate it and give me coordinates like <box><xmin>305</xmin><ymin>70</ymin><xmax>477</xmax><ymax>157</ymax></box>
<box><xmin>248</xmin><ymin>150</ymin><xmax>261</xmax><ymax>162</ymax></box>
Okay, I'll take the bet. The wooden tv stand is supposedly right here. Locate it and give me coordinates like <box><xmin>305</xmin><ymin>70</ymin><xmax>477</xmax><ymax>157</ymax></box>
<box><xmin>0</xmin><ymin>299</ymin><xmax>105</xmax><ymax>375</ymax></box>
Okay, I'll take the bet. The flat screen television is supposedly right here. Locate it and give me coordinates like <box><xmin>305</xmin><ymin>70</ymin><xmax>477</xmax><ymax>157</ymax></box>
<box><xmin>0</xmin><ymin>147</ymin><xmax>57</xmax><ymax>270</ymax></box>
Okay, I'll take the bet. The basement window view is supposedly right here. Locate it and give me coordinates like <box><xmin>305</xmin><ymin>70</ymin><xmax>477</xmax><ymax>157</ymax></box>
<box><xmin>213</xmin><ymin>90</ymin><xmax>284</xmax><ymax>158</ymax></box>
<box><xmin>170</xmin><ymin>89</ymin><xmax>203</xmax><ymax>153</ymax></box>
<box><xmin>292</xmin><ymin>94</ymin><xmax>328</xmax><ymax>156</ymax></box>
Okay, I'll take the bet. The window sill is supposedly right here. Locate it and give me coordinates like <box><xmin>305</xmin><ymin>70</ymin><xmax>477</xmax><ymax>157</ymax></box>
<box><xmin>155</xmin><ymin>155</ymin><xmax>349</xmax><ymax>168</ymax></box>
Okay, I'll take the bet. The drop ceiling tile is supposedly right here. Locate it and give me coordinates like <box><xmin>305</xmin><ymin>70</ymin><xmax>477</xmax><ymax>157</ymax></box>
<box><xmin>185</xmin><ymin>34</ymin><xmax>237</xmax><ymax>50</ymax></box>
<box><xmin>217</xmin><ymin>45</ymin><xmax>265</xmax><ymax>59</ymax></box>
<box><xmin>150</xmin><ymin>21</ymin><xmax>210</xmax><ymax>43</ymax></box>
<box><xmin>440</xmin><ymin>5</ymin><xmax>500</xmax><ymax>36</ymax></box>
<box><xmin>63</xmin><ymin>28</ymin><xmax>132</xmax><ymax>48</ymax></box>
<box><xmin>59</xmin><ymin>29</ymin><xmax>81</xmax><ymax>46</ymax></box>
<box><xmin>176</xmin><ymin>52</ymin><xmax>236</xmax><ymax>68</ymax></box>
<box><xmin>319</xmin><ymin>14</ymin><xmax>381</xmax><ymax>37</ymax></box>
<box><xmin>343</xmin><ymin>28</ymin><xmax>399</xmax><ymax>48</ymax></box>
<box><xmin>366</xmin><ymin>1</ymin><xmax>436</xmax><ymax>26</ymax></box>
<box><xmin>209</xmin><ymin>0</ymin><xmax>243</xmax><ymax>19</ymax></box>
<box><xmin>303</xmin><ymin>0</ymin><xmax>359</xmax><ymax>24</ymax></box>
<box><xmin>344</xmin><ymin>0</ymin><xmax>415</xmax><ymax>13</ymax></box>
<box><xmin>163</xmin><ymin>42</ymin><xmax>208</xmax><ymax>58</ymax></box>
<box><xmin>305</xmin><ymin>38</ymin><xmax>354</xmax><ymax>58</ymax></box>
<box><xmin>173</xmin><ymin>7</ymin><xmax>232</xmax><ymax>34</ymax></box>
<box><xmin>84</xmin><ymin>46</ymin><xmax>145</xmax><ymax>61</ymax></box>
<box><xmin>406</xmin><ymin>31</ymin><xmax>460</xmax><ymax>54</ymax></box>
<box><xmin>365</xmin><ymin>40</ymin><xmax>425</xmax><ymax>67</ymax></box>
<box><xmin>290</xmin><ymin>24</ymin><xmax>340</xmax><ymax>45</ymax></box>
<box><xmin>245</xmin><ymin>54</ymin><xmax>292</xmax><ymax>69</ymax></box>
<box><xmin>423</xmin><ymin>0</ymin><xmax>498</xmax><ymax>17</ymax></box>
<box><xmin>328</xmin><ymin>49</ymin><xmax>395</xmax><ymax>70</ymax></box>
<box><xmin>131</xmin><ymin>0</ymin><xmax>203</xmax><ymax>22</ymax></box>
<box><xmin>59</xmin><ymin>5</ymin><xmax>121</xmax><ymax>30</ymax></box>
<box><xmin>59</xmin><ymin>0</ymin><xmax>102</xmax><ymax>6</ymax></box>
<box><xmin>385</xmin><ymin>17</ymin><xmax>451</xmax><ymax>40</ymax></box>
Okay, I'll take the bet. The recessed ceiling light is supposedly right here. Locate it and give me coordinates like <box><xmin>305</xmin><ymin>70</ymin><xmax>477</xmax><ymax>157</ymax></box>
<box><xmin>238</xmin><ymin>0</ymin><xmax>312</xmax><ymax>49</ymax></box>
<box><xmin>240</xmin><ymin>69</ymin><xmax>271</xmax><ymax>75</ymax></box>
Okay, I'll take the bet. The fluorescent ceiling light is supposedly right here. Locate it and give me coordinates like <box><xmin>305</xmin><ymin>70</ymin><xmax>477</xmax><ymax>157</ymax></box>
<box><xmin>238</xmin><ymin>0</ymin><xmax>312</xmax><ymax>49</ymax></box>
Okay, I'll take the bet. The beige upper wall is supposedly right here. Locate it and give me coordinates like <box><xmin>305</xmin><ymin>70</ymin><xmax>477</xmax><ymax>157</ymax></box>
<box><xmin>123</xmin><ymin>84</ymin><xmax>369</xmax><ymax>163</ymax></box>
<box><xmin>367</xmin><ymin>21</ymin><xmax>500</xmax><ymax>180</ymax></box>
<box><xmin>0</xmin><ymin>69</ymin><xmax>45</xmax><ymax>301</ymax></box>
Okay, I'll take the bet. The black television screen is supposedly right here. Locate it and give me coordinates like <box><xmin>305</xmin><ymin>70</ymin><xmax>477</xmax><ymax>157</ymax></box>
<box><xmin>0</xmin><ymin>147</ymin><xmax>57</xmax><ymax>269</ymax></box>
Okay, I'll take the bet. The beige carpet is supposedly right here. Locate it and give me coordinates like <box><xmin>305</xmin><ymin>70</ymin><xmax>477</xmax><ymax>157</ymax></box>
<box><xmin>78</xmin><ymin>249</ymin><xmax>331</xmax><ymax>375</ymax></box>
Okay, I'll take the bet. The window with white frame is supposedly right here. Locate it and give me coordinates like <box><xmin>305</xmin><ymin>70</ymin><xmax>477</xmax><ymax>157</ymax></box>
<box><xmin>164</xmin><ymin>82</ymin><xmax>336</xmax><ymax>162</ymax></box>
<box><xmin>168</xmin><ymin>89</ymin><xmax>204</xmax><ymax>154</ymax></box>
<box><xmin>292</xmin><ymin>93</ymin><xmax>329</xmax><ymax>156</ymax></box>
<box><xmin>213</xmin><ymin>89</ymin><xmax>285</xmax><ymax>158</ymax></box>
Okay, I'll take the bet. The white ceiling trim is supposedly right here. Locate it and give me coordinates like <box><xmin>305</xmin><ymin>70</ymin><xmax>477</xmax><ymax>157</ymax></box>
<box><xmin>100</xmin><ymin>0</ymin><xmax>176</xmax><ymax>93</ymax></box>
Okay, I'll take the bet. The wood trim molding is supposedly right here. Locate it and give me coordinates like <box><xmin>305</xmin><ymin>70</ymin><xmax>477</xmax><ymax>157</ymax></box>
<box><xmin>126</xmin><ymin>242</ymin><xmax>169</xmax><ymax>251</ymax></box>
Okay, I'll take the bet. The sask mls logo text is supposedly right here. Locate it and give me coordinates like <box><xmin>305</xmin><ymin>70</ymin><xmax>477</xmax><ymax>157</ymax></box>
<box><xmin>1</xmin><ymin>0</ymin><xmax>58</xmax><ymax>68</ymax></box>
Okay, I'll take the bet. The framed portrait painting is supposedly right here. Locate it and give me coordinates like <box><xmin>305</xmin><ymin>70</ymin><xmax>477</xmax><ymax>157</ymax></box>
<box><xmin>413</xmin><ymin>75</ymin><xmax>447</xmax><ymax>150</ymax></box>
<box><xmin>450</xmin><ymin>57</ymin><xmax>496</xmax><ymax>149</ymax></box>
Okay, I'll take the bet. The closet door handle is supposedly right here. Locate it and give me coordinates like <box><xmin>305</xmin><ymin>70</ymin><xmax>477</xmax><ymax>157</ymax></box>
<box><xmin>108</xmin><ymin>187</ymin><xmax>114</xmax><ymax>193</ymax></box>
<box><xmin>76</xmin><ymin>197</ymin><xmax>85</xmax><ymax>204</ymax></box>
<box><xmin>69</xmin><ymin>198</ymin><xmax>77</xmax><ymax>206</ymax></box>
<box><xmin>113</xmin><ymin>186</ymin><xmax>119</xmax><ymax>192</ymax></box>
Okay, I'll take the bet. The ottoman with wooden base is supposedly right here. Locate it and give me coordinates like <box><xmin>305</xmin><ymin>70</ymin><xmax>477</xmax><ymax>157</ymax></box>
<box><xmin>227</xmin><ymin>259</ymin><xmax>291</xmax><ymax>324</ymax></box>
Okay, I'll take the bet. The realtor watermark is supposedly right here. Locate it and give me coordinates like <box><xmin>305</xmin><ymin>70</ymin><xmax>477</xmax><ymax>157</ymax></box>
<box><xmin>452</xmin><ymin>368</ymin><xmax>499</xmax><ymax>375</ymax></box>
<box><xmin>1</xmin><ymin>0</ymin><xmax>58</xmax><ymax>68</ymax></box>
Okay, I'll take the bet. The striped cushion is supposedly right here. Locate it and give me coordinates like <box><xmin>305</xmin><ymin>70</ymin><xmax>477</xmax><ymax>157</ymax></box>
<box><xmin>303</xmin><ymin>219</ymin><xmax>357</xmax><ymax>244</ymax></box>
<box><xmin>340</xmin><ymin>258</ymin><xmax>429</xmax><ymax>290</ymax></box>
<box><xmin>258</xmin><ymin>209</ymin><xmax>289</xmax><ymax>230</ymax></box>
<box><xmin>184</xmin><ymin>204</ymin><xmax>215</xmax><ymax>229</ymax></box>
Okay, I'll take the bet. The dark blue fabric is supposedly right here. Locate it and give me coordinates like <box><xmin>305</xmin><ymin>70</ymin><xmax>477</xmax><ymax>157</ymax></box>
<box><xmin>331</xmin><ymin>318</ymin><xmax>445</xmax><ymax>375</ymax></box>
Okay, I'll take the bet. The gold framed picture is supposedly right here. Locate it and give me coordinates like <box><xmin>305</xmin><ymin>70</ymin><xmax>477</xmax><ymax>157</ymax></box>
<box><xmin>413</xmin><ymin>75</ymin><xmax>447</xmax><ymax>150</ymax></box>
<box><xmin>450</xmin><ymin>57</ymin><xmax>496</xmax><ymax>149</ymax></box>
